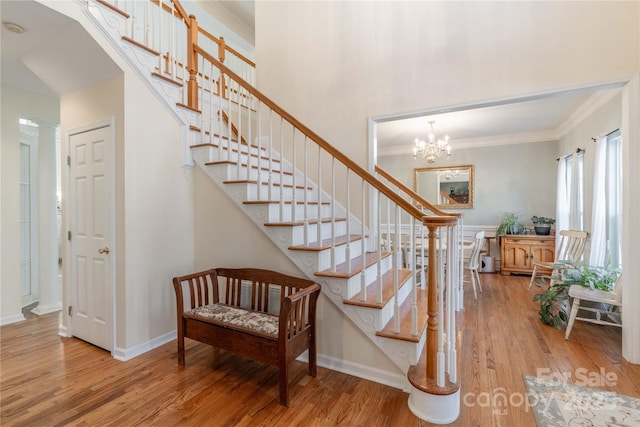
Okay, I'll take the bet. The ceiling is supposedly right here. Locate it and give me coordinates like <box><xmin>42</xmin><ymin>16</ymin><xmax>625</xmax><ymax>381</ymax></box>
<box><xmin>2</xmin><ymin>0</ymin><xmax>619</xmax><ymax>149</ymax></box>
<box><xmin>1</xmin><ymin>1</ymin><xmax>121</xmax><ymax>98</ymax></box>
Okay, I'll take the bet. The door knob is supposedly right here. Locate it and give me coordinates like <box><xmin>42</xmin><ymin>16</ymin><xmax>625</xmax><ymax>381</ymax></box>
<box><xmin>98</xmin><ymin>246</ymin><xmax>110</xmax><ymax>254</ymax></box>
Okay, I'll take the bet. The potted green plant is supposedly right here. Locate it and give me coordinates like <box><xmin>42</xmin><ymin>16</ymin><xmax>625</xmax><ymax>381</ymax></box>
<box><xmin>531</xmin><ymin>216</ymin><xmax>555</xmax><ymax>235</ymax></box>
<box><xmin>532</xmin><ymin>260</ymin><xmax>621</xmax><ymax>329</ymax></box>
<box><xmin>496</xmin><ymin>212</ymin><xmax>526</xmax><ymax>236</ymax></box>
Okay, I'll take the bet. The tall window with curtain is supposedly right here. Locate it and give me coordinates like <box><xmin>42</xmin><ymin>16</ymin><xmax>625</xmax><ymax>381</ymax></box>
<box><xmin>590</xmin><ymin>130</ymin><xmax>622</xmax><ymax>268</ymax></box>
<box><xmin>556</xmin><ymin>149</ymin><xmax>585</xmax><ymax>236</ymax></box>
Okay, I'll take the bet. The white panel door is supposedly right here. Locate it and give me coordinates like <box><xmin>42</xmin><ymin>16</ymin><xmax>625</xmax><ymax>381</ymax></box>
<box><xmin>69</xmin><ymin>124</ymin><xmax>113</xmax><ymax>351</ymax></box>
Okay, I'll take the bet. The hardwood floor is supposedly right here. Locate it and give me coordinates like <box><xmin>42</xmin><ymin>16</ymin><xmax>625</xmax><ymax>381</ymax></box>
<box><xmin>2</xmin><ymin>274</ymin><xmax>639</xmax><ymax>426</ymax></box>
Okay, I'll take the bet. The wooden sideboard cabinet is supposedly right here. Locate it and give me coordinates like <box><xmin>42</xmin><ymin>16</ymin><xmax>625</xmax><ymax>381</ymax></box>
<box><xmin>500</xmin><ymin>235</ymin><xmax>555</xmax><ymax>276</ymax></box>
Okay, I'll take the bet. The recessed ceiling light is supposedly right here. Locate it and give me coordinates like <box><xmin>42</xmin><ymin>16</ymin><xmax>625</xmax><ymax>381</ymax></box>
<box><xmin>3</xmin><ymin>22</ymin><xmax>25</xmax><ymax>34</ymax></box>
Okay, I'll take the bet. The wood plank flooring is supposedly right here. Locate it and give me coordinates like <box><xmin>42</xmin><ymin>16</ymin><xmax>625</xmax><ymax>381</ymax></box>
<box><xmin>2</xmin><ymin>274</ymin><xmax>639</xmax><ymax>426</ymax></box>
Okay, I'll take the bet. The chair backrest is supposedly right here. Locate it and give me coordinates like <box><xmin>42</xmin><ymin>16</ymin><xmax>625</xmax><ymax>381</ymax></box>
<box><xmin>468</xmin><ymin>230</ymin><xmax>485</xmax><ymax>269</ymax></box>
<box><xmin>555</xmin><ymin>230</ymin><xmax>589</xmax><ymax>262</ymax></box>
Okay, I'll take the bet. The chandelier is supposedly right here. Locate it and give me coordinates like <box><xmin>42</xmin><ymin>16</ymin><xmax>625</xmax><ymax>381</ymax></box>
<box><xmin>412</xmin><ymin>120</ymin><xmax>452</xmax><ymax>163</ymax></box>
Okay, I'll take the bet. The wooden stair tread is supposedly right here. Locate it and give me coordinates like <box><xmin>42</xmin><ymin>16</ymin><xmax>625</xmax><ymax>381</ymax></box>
<box><xmin>191</xmin><ymin>141</ymin><xmax>269</xmax><ymax>155</ymax></box>
<box><xmin>314</xmin><ymin>251</ymin><xmax>391</xmax><ymax>279</ymax></box>
<box><xmin>343</xmin><ymin>268</ymin><xmax>412</xmax><ymax>309</ymax></box>
<box><xmin>375</xmin><ymin>285</ymin><xmax>428</xmax><ymax>343</ymax></box>
<box><xmin>243</xmin><ymin>200</ymin><xmax>330</xmax><ymax>205</ymax></box>
<box><xmin>204</xmin><ymin>161</ymin><xmax>293</xmax><ymax>176</ymax></box>
<box><xmin>289</xmin><ymin>234</ymin><xmax>363</xmax><ymax>251</ymax></box>
<box><xmin>222</xmin><ymin>180</ymin><xmax>311</xmax><ymax>190</ymax></box>
<box><xmin>265</xmin><ymin>218</ymin><xmax>346</xmax><ymax>227</ymax></box>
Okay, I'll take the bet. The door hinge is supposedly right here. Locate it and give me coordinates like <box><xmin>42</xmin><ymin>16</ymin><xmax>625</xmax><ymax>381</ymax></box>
<box><xmin>68</xmin><ymin>231</ymin><xmax>72</xmax><ymax>241</ymax></box>
<box><xmin>68</xmin><ymin>306</ymin><xmax>72</xmax><ymax>317</ymax></box>
<box><xmin>67</xmin><ymin>155</ymin><xmax>71</xmax><ymax>166</ymax></box>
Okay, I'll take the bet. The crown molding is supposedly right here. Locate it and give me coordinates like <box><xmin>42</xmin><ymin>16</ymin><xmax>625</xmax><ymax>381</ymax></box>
<box><xmin>555</xmin><ymin>88</ymin><xmax>621</xmax><ymax>139</ymax></box>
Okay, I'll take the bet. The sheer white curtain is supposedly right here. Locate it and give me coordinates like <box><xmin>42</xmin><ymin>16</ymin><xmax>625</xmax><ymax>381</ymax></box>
<box><xmin>556</xmin><ymin>158</ymin><xmax>569</xmax><ymax>234</ymax></box>
<box><xmin>556</xmin><ymin>151</ymin><xmax>584</xmax><ymax>246</ymax></box>
<box><xmin>589</xmin><ymin>135</ymin><xmax>607</xmax><ymax>267</ymax></box>
<box><xmin>569</xmin><ymin>152</ymin><xmax>584</xmax><ymax>230</ymax></box>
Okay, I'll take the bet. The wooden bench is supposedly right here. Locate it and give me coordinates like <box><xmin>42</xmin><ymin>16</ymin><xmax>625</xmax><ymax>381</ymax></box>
<box><xmin>172</xmin><ymin>267</ymin><xmax>321</xmax><ymax>406</ymax></box>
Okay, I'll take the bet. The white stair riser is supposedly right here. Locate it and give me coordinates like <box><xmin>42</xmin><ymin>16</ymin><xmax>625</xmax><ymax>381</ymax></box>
<box><xmin>224</xmin><ymin>182</ymin><xmax>319</xmax><ymax>204</ymax></box>
<box><xmin>287</xmin><ymin>221</ymin><xmax>348</xmax><ymax>246</ymax></box>
<box><xmin>343</xmin><ymin>255</ymin><xmax>393</xmax><ymax>300</ymax></box>
<box><xmin>245</xmin><ymin>202</ymin><xmax>333</xmax><ymax>224</ymax></box>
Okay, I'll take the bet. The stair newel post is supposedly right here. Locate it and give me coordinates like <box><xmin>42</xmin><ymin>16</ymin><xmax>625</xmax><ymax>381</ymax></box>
<box><xmin>425</xmin><ymin>221</ymin><xmax>439</xmax><ymax>380</ymax></box>
<box><xmin>186</xmin><ymin>15</ymin><xmax>199</xmax><ymax>111</ymax></box>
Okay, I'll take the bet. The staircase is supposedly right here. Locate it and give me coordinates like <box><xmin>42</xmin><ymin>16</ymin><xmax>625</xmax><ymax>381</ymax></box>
<box><xmin>86</xmin><ymin>0</ymin><xmax>464</xmax><ymax>422</ymax></box>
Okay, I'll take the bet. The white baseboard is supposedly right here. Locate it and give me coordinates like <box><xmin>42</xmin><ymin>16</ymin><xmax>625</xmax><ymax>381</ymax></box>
<box><xmin>31</xmin><ymin>303</ymin><xmax>62</xmax><ymax>316</ymax></box>
<box><xmin>297</xmin><ymin>352</ymin><xmax>408</xmax><ymax>391</ymax></box>
<box><xmin>0</xmin><ymin>313</ymin><xmax>26</xmax><ymax>326</ymax></box>
<box><xmin>58</xmin><ymin>324</ymin><xmax>72</xmax><ymax>338</ymax></box>
<box><xmin>113</xmin><ymin>330</ymin><xmax>177</xmax><ymax>361</ymax></box>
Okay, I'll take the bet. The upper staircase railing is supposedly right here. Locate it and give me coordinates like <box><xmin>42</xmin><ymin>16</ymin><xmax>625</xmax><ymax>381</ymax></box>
<box><xmin>99</xmin><ymin>0</ymin><xmax>462</xmax><ymax>396</ymax></box>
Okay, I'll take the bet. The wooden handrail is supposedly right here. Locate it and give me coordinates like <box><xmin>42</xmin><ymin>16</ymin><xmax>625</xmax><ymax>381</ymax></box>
<box><xmin>170</xmin><ymin>0</ymin><xmax>191</xmax><ymax>27</ymax></box>
<box><xmin>195</xmin><ymin>44</ymin><xmax>445</xmax><ymax>225</ymax></box>
<box><xmin>375</xmin><ymin>165</ymin><xmax>456</xmax><ymax>218</ymax></box>
<box><xmin>199</xmin><ymin>27</ymin><xmax>256</xmax><ymax>67</ymax></box>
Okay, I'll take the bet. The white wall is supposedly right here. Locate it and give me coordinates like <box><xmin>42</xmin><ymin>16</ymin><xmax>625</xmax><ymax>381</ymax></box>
<box><xmin>1</xmin><ymin>84</ymin><xmax>59</xmax><ymax>325</ymax></box>
<box><xmin>254</xmin><ymin>1</ymin><xmax>640</xmax><ymax>367</ymax></box>
<box><xmin>122</xmin><ymin>73</ymin><xmax>194</xmax><ymax>350</ymax></box>
<box><xmin>379</xmin><ymin>140</ymin><xmax>558</xmax><ymax>226</ymax></box>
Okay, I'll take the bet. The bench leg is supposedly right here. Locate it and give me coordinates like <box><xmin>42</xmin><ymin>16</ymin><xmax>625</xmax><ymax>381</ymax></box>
<box><xmin>177</xmin><ymin>319</ymin><xmax>185</xmax><ymax>366</ymax></box>
<box><xmin>279</xmin><ymin>359</ymin><xmax>289</xmax><ymax>407</ymax></box>
<box><xmin>309</xmin><ymin>332</ymin><xmax>317</xmax><ymax>378</ymax></box>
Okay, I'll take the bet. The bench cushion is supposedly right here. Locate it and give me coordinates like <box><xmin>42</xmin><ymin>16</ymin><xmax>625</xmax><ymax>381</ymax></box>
<box><xmin>184</xmin><ymin>303</ymin><xmax>279</xmax><ymax>338</ymax></box>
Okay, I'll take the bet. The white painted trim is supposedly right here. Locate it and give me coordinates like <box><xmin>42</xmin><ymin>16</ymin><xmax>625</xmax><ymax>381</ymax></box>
<box><xmin>113</xmin><ymin>330</ymin><xmax>177</xmax><ymax>361</ymax></box>
<box><xmin>58</xmin><ymin>324</ymin><xmax>72</xmax><ymax>338</ymax></box>
<box><xmin>621</xmin><ymin>74</ymin><xmax>640</xmax><ymax>364</ymax></box>
<box><xmin>0</xmin><ymin>314</ymin><xmax>27</xmax><ymax>326</ymax></box>
<box><xmin>297</xmin><ymin>351</ymin><xmax>408</xmax><ymax>392</ymax></box>
<box><xmin>30</xmin><ymin>303</ymin><xmax>62</xmax><ymax>316</ymax></box>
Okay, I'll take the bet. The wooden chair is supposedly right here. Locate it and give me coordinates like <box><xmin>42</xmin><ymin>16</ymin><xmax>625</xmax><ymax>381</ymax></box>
<box><xmin>565</xmin><ymin>274</ymin><xmax>622</xmax><ymax>340</ymax></box>
<box><xmin>528</xmin><ymin>230</ymin><xmax>589</xmax><ymax>291</ymax></box>
<box><xmin>464</xmin><ymin>231</ymin><xmax>485</xmax><ymax>299</ymax></box>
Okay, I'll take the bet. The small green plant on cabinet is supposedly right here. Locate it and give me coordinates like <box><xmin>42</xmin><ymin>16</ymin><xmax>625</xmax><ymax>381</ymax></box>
<box><xmin>532</xmin><ymin>260</ymin><xmax>621</xmax><ymax>330</ymax></box>
<box><xmin>496</xmin><ymin>212</ymin><xmax>526</xmax><ymax>236</ymax></box>
<box><xmin>531</xmin><ymin>216</ymin><xmax>556</xmax><ymax>225</ymax></box>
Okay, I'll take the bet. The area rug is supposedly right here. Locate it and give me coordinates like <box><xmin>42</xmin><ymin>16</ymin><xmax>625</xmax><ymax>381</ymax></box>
<box><xmin>524</xmin><ymin>375</ymin><xmax>640</xmax><ymax>426</ymax></box>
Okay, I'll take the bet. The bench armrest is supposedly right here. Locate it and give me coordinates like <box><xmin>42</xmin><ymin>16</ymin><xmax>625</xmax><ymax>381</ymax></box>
<box><xmin>279</xmin><ymin>283</ymin><xmax>321</xmax><ymax>340</ymax></box>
